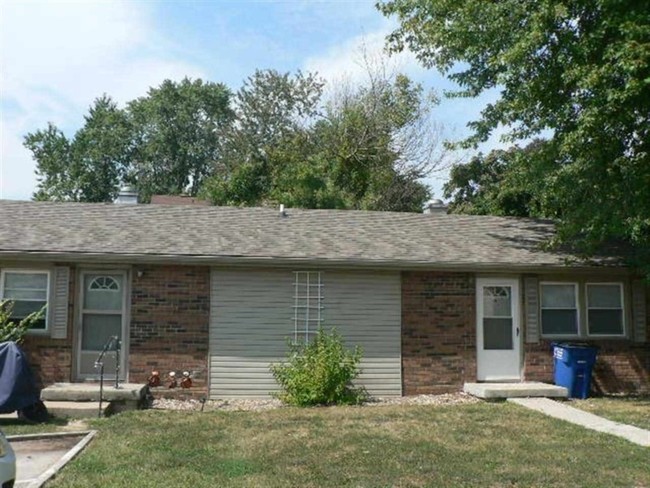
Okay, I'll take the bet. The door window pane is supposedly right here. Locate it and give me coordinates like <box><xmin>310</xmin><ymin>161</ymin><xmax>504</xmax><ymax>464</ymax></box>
<box><xmin>483</xmin><ymin>318</ymin><xmax>513</xmax><ymax>350</ymax></box>
<box><xmin>83</xmin><ymin>274</ymin><xmax>123</xmax><ymax>311</ymax></box>
<box><xmin>483</xmin><ymin>286</ymin><xmax>511</xmax><ymax>317</ymax></box>
<box><xmin>81</xmin><ymin>314</ymin><xmax>122</xmax><ymax>350</ymax></box>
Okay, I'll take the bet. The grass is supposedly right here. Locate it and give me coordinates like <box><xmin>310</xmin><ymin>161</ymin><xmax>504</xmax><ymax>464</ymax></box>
<box><xmin>0</xmin><ymin>415</ymin><xmax>75</xmax><ymax>436</ymax></box>
<box><xmin>38</xmin><ymin>402</ymin><xmax>650</xmax><ymax>488</ymax></box>
<box><xmin>570</xmin><ymin>396</ymin><xmax>650</xmax><ymax>431</ymax></box>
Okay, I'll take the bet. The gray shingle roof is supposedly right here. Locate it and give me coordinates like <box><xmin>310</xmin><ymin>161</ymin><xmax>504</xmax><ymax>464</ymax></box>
<box><xmin>0</xmin><ymin>200</ymin><xmax>617</xmax><ymax>269</ymax></box>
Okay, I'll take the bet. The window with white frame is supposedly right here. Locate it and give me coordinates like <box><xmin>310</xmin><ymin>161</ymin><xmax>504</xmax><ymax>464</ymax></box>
<box><xmin>293</xmin><ymin>271</ymin><xmax>323</xmax><ymax>343</ymax></box>
<box><xmin>587</xmin><ymin>283</ymin><xmax>625</xmax><ymax>336</ymax></box>
<box><xmin>1</xmin><ymin>270</ymin><xmax>49</xmax><ymax>331</ymax></box>
<box><xmin>540</xmin><ymin>283</ymin><xmax>579</xmax><ymax>336</ymax></box>
<box><xmin>540</xmin><ymin>281</ymin><xmax>627</xmax><ymax>338</ymax></box>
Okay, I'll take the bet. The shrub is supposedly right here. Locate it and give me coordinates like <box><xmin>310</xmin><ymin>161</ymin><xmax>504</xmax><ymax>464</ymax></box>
<box><xmin>270</xmin><ymin>328</ymin><xmax>367</xmax><ymax>407</ymax></box>
<box><xmin>0</xmin><ymin>300</ymin><xmax>45</xmax><ymax>343</ymax></box>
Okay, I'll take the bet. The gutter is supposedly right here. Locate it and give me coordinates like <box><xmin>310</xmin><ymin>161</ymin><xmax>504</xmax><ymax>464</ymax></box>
<box><xmin>0</xmin><ymin>250</ymin><xmax>629</xmax><ymax>274</ymax></box>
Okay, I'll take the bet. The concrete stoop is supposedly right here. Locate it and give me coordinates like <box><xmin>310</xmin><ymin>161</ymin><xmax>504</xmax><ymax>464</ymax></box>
<box><xmin>463</xmin><ymin>382</ymin><xmax>568</xmax><ymax>400</ymax></box>
<box><xmin>41</xmin><ymin>383</ymin><xmax>150</xmax><ymax>419</ymax></box>
<box><xmin>43</xmin><ymin>401</ymin><xmax>108</xmax><ymax>419</ymax></box>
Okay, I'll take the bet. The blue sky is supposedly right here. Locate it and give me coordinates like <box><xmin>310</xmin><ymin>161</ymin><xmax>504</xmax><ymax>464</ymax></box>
<box><xmin>0</xmin><ymin>0</ymin><xmax>502</xmax><ymax>201</ymax></box>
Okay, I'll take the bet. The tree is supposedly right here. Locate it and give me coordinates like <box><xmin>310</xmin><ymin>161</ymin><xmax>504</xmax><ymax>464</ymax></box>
<box><xmin>26</xmin><ymin>123</ymin><xmax>74</xmax><ymax>201</ymax></box>
<box><xmin>312</xmin><ymin>71</ymin><xmax>440</xmax><ymax>212</ymax></box>
<box><xmin>27</xmin><ymin>95</ymin><xmax>130</xmax><ymax>202</ymax></box>
<box><xmin>128</xmin><ymin>78</ymin><xmax>233</xmax><ymax>201</ymax></box>
<box><xmin>204</xmin><ymin>66</ymin><xmax>445</xmax><ymax>212</ymax></box>
<box><xmin>378</xmin><ymin>1</ymin><xmax>650</xmax><ymax>272</ymax></box>
<box><xmin>204</xmin><ymin>70</ymin><xmax>325</xmax><ymax>206</ymax></box>
<box><xmin>443</xmin><ymin>140</ymin><xmax>550</xmax><ymax>218</ymax></box>
<box><xmin>26</xmin><ymin>79</ymin><xmax>232</xmax><ymax>203</ymax></box>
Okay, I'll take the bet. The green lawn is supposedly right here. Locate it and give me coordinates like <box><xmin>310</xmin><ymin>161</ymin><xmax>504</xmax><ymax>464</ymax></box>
<box><xmin>571</xmin><ymin>396</ymin><xmax>650</xmax><ymax>431</ymax></box>
<box><xmin>0</xmin><ymin>415</ymin><xmax>74</xmax><ymax>437</ymax></box>
<box><xmin>38</xmin><ymin>402</ymin><xmax>650</xmax><ymax>488</ymax></box>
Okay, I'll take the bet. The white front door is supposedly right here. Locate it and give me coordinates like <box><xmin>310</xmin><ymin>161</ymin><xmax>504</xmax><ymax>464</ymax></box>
<box><xmin>476</xmin><ymin>278</ymin><xmax>521</xmax><ymax>381</ymax></box>
<box><xmin>76</xmin><ymin>271</ymin><xmax>128</xmax><ymax>379</ymax></box>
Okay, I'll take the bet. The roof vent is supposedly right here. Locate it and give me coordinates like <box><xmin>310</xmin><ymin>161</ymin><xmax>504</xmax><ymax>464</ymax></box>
<box><xmin>423</xmin><ymin>198</ymin><xmax>447</xmax><ymax>214</ymax></box>
<box><xmin>279</xmin><ymin>204</ymin><xmax>287</xmax><ymax>217</ymax></box>
<box><xmin>115</xmin><ymin>185</ymin><xmax>138</xmax><ymax>205</ymax></box>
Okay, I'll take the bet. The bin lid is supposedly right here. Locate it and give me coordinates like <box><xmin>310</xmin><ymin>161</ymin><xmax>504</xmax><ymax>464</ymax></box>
<box><xmin>554</xmin><ymin>342</ymin><xmax>598</xmax><ymax>349</ymax></box>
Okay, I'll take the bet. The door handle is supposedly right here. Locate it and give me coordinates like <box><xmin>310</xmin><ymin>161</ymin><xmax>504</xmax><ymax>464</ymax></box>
<box><xmin>516</xmin><ymin>327</ymin><xmax>520</xmax><ymax>337</ymax></box>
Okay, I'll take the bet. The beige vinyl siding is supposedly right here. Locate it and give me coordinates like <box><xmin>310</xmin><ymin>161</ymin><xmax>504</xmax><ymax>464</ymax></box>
<box><xmin>209</xmin><ymin>268</ymin><xmax>402</xmax><ymax>399</ymax></box>
<box><xmin>323</xmin><ymin>271</ymin><xmax>402</xmax><ymax>396</ymax></box>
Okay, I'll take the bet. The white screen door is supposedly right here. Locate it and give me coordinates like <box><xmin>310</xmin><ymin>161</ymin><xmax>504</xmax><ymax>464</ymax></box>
<box><xmin>476</xmin><ymin>278</ymin><xmax>521</xmax><ymax>381</ymax></box>
<box><xmin>77</xmin><ymin>271</ymin><xmax>128</xmax><ymax>379</ymax></box>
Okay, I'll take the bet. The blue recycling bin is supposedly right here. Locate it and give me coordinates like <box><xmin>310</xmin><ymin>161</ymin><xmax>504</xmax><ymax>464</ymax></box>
<box><xmin>552</xmin><ymin>343</ymin><xmax>598</xmax><ymax>399</ymax></box>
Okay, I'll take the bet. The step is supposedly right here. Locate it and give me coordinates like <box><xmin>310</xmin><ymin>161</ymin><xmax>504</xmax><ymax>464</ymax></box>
<box><xmin>463</xmin><ymin>382</ymin><xmax>568</xmax><ymax>399</ymax></box>
<box><xmin>41</xmin><ymin>382</ymin><xmax>148</xmax><ymax>402</ymax></box>
<box><xmin>44</xmin><ymin>401</ymin><xmax>108</xmax><ymax>419</ymax></box>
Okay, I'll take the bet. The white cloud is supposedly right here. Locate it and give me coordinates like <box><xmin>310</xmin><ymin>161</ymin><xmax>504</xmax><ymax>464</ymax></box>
<box><xmin>0</xmin><ymin>0</ymin><xmax>206</xmax><ymax>200</ymax></box>
<box><xmin>303</xmin><ymin>24</ymin><xmax>427</xmax><ymax>87</ymax></box>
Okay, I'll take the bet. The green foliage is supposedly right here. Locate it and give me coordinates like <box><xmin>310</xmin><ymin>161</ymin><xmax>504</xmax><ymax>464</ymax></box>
<box><xmin>27</xmin><ymin>66</ymin><xmax>444</xmax><ymax>213</ymax></box>
<box><xmin>0</xmin><ymin>300</ymin><xmax>45</xmax><ymax>343</ymax></box>
<box><xmin>204</xmin><ymin>70</ymin><xmax>324</xmax><ymax>207</ymax></box>
<box><xmin>128</xmin><ymin>78</ymin><xmax>233</xmax><ymax>202</ymax></box>
<box><xmin>379</xmin><ymin>0</ymin><xmax>650</xmax><ymax>275</ymax></box>
<box><xmin>204</xmin><ymin>67</ymin><xmax>443</xmax><ymax>212</ymax></box>
<box><xmin>443</xmin><ymin>140</ymin><xmax>550</xmax><ymax>218</ymax></box>
<box><xmin>270</xmin><ymin>328</ymin><xmax>367</xmax><ymax>407</ymax></box>
<box><xmin>26</xmin><ymin>79</ymin><xmax>233</xmax><ymax>203</ymax></box>
<box><xmin>27</xmin><ymin>96</ymin><xmax>131</xmax><ymax>202</ymax></box>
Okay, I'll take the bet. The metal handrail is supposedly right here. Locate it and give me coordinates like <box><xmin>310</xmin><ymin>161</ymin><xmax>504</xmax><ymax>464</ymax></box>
<box><xmin>94</xmin><ymin>335</ymin><xmax>121</xmax><ymax>418</ymax></box>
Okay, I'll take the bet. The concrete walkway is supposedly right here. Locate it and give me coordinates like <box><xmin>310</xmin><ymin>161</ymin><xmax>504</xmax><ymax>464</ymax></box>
<box><xmin>9</xmin><ymin>431</ymin><xmax>96</xmax><ymax>488</ymax></box>
<box><xmin>509</xmin><ymin>397</ymin><xmax>650</xmax><ymax>447</ymax></box>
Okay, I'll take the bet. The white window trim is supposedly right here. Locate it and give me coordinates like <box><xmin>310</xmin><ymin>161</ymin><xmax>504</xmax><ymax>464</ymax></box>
<box><xmin>586</xmin><ymin>282</ymin><xmax>626</xmax><ymax>338</ymax></box>
<box><xmin>0</xmin><ymin>268</ymin><xmax>51</xmax><ymax>334</ymax></box>
<box><xmin>540</xmin><ymin>282</ymin><xmax>580</xmax><ymax>338</ymax></box>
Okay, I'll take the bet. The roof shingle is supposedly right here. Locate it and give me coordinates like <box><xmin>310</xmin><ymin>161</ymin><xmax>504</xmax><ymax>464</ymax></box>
<box><xmin>0</xmin><ymin>200</ymin><xmax>617</xmax><ymax>269</ymax></box>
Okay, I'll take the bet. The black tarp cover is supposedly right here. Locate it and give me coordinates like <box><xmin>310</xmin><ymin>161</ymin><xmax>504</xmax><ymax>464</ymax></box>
<box><xmin>0</xmin><ymin>341</ymin><xmax>40</xmax><ymax>413</ymax></box>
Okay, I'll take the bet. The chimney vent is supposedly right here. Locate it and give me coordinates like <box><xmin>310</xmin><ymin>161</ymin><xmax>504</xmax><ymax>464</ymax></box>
<box><xmin>279</xmin><ymin>204</ymin><xmax>287</xmax><ymax>217</ymax></box>
<box><xmin>423</xmin><ymin>199</ymin><xmax>447</xmax><ymax>214</ymax></box>
<box><xmin>115</xmin><ymin>185</ymin><xmax>138</xmax><ymax>205</ymax></box>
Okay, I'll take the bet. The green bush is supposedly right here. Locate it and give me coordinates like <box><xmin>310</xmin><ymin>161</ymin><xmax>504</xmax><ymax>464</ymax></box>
<box><xmin>0</xmin><ymin>300</ymin><xmax>45</xmax><ymax>343</ymax></box>
<box><xmin>270</xmin><ymin>328</ymin><xmax>367</xmax><ymax>407</ymax></box>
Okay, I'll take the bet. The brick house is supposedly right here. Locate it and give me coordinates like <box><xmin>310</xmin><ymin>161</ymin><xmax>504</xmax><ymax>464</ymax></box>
<box><xmin>1</xmin><ymin>199</ymin><xmax>647</xmax><ymax>398</ymax></box>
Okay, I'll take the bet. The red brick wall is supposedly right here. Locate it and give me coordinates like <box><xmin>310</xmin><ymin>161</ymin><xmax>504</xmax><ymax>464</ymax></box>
<box><xmin>22</xmin><ymin>264</ymin><xmax>75</xmax><ymax>387</ymax></box>
<box><xmin>129</xmin><ymin>265</ymin><xmax>210</xmax><ymax>398</ymax></box>
<box><xmin>524</xmin><ymin>341</ymin><xmax>650</xmax><ymax>394</ymax></box>
<box><xmin>524</xmin><ymin>285</ymin><xmax>650</xmax><ymax>394</ymax></box>
<box><xmin>401</xmin><ymin>271</ymin><xmax>476</xmax><ymax>395</ymax></box>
